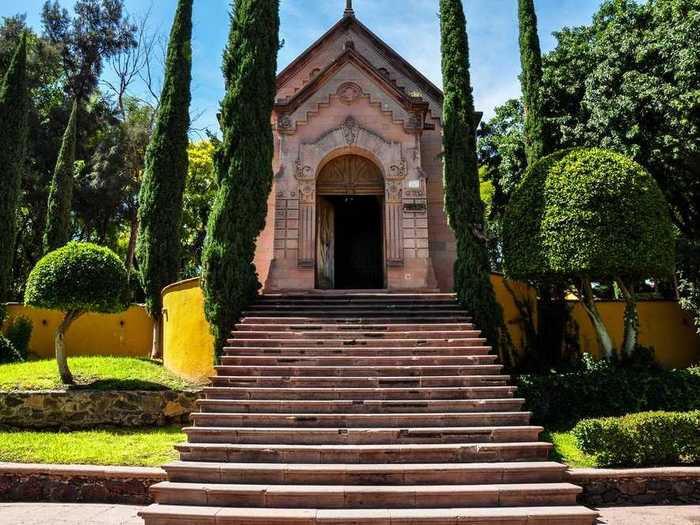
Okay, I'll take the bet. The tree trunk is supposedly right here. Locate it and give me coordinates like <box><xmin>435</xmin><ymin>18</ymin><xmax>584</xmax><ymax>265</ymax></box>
<box><xmin>616</xmin><ymin>278</ymin><xmax>638</xmax><ymax>358</ymax></box>
<box><xmin>55</xmin><ymin>310</ymin><xmax>83</xmax><ymax>385</ymax></box>
<box><xmin>151</xmin><ymin>316</ymin><xmax>162</xmax><ymax>360</ymax></box>
<box><xmin>578</xmin><ymin>278</ymin><xmax>615</xmax><ymax>359</ymax></box>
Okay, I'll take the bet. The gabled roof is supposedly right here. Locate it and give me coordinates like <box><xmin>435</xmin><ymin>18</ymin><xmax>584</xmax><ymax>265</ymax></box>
<box><xmin>276</xmin><ymin>13</ymin><xmax>444</xmax><ymax>105</ymax></box>
<box><xmin>274</xmin><ymin>46</ymin><xmax>431</xmax><ymax>127</ymax></box>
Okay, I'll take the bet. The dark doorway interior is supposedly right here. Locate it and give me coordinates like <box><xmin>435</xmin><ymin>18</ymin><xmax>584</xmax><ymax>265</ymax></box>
<box><xmin>331</xmin><ymin>195</ymin><xmax>384</xmax><ymax>289</ymax></box>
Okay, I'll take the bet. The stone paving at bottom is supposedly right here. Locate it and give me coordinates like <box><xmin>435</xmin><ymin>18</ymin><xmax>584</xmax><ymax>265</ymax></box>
<box><xmin>1</xmin><ymin>503</ymin><xmax>700</xmax><ymax>524</ymax></box>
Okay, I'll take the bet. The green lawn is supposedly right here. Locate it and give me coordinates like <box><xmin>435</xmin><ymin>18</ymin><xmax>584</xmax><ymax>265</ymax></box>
<box><xmin>0</xmin><ymin>427</ymin><xmax>184</xmax><ymax>467</ymax></box>
<box><xmin>543</xmin><ymin>429</ymin><xmax>598</xmax><ymax>468</ymax></box>
<box><xmin>0</xmin><ymin>357</ymin><xmax>198</xmax><ymax>391</ymax></box>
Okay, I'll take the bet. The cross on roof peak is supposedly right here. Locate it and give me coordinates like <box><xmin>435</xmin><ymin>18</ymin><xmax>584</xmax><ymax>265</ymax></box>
<box><xmin>344</xmin><ymin>0</ymin><xmax>355</xmax><ymax>17</ymax></box>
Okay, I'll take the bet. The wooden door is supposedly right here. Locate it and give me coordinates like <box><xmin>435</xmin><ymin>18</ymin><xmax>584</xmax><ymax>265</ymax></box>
<box><xmin>316</xmin><ymin>196</ymin><xmax>335</xmax><ymax>289</ymax></box>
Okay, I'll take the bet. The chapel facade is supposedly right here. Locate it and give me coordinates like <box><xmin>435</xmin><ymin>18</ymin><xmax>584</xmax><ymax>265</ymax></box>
<box><xmin>255</xmin><ymin>3</ymin><xmax>463</xmax><ymax>293</ymax></box>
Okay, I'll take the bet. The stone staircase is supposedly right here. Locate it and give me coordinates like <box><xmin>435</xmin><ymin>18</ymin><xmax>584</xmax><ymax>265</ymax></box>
<box><xmin>139</xmin><ymin>293</ymin><xmax>597</xmax><ymax>524</ymax></box>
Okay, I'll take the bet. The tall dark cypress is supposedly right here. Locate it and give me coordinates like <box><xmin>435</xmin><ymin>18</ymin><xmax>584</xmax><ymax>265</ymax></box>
<box><xmin>0</xmin><ymin>33</ymin><xmax>29</xmax><ymax>312</ymax></box>
<box><xmin>136</xmin><ymin>0</ymin><xmax>193</xmax><ymax>359</ymax></box>
<box><xmin>439</xmin><ymin>0</ymin><xmax>511</xmax><ymax>365</ymax></box>
<box><xmin>202</xmin><ymin>0</ymin><xmax>280</xmax><ymax>354</ymax></box>
<box><xmin>43</xmin><ymin>99</ymin><xmax>78</xmax><ymax>254</ymax></box>
<box><xmin>518</xmin><ymin>0</ymin><xmax>551</xmax><ymax>164</ymax></box>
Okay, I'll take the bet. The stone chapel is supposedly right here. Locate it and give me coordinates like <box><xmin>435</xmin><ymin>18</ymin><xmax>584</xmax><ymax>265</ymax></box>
<box><xmin>255</xmin><ymin>2</ymin><xmax>469</xmax><ymax>293</ymax></box>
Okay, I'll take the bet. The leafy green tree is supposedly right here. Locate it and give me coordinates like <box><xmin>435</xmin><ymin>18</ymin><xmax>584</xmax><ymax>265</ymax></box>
<box><xmin>518</xmin><ymin>0</ymin><xmax>551</xmax><ymax>164</ymax></box>
<box><xmin>0</xmin><ymin>33</ymin><xmax>29</xmax><ymax>319</ymax></box>
<box><xmin>439</xmin><ymin>0</ymin><xmax>511</xmax><ymax>366</ymax></box>
<box><xmin>136</xmin><ymin>0</ymin><xmax>192</xmax><ymax>360</ymax></box>
<box><xmin>503</xmin><ymin>148</ymin><xmax>675</xmax><ymax>358</ymax></box>
<box><xmin>24</xmin><ymin>241</ymin><xmax>129</xmax><ymax>384</ymax></box>
<box><xmin>202</xmin><ymin>0</ymin><xmax>280</xmax><ymax>354</ymax></box>
<box><xmin>182</xmin><ymin>140</ymin><xmax>217</xmax><ymax>277</ymax></box>
<box><xmin>43</xmin><ymin>98</ymin><xmax>77</xmax><ymax>253</ymax></box>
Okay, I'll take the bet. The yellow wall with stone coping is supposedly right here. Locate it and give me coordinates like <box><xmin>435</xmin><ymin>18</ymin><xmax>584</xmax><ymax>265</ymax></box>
<box><xmin>3</xmin><ymin>303</ymin><xmax>152</xmax><ymax>359</ymax></box>
<box><xmin>161</xmin><ymin>278</ymin><xmax>215</xmax><ymax>382</ymax></box>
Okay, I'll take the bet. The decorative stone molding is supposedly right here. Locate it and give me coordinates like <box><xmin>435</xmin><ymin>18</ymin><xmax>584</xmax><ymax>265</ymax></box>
<box><xmin>336</xmin><ymin>82</ymin><xmax>362</xmax><ymax>105</ymax></box>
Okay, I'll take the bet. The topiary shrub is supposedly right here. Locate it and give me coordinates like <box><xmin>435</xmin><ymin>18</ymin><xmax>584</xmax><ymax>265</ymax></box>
<box><xmin>4</xmin><ymin>315</ymin><xmax>32</xmax><ymax>360</ymax></box>
<box><xmin>573</xmin><ymin>411</ymin><xmax>700</xmax><ymax>467</ymax></box>
<box><xmin>503</xmin><ymin>148</ymin><xmax>675</xmax><ymax>358</ymax></box>
<box><xmin>0</xmin><ymin>335</ymin><xmax>22</xmax><ymax>364</ymax></box>
<box><xmin>24</xmin><ymin>242</ymin><xmax>129</xmax><ymax>384</ymax></box>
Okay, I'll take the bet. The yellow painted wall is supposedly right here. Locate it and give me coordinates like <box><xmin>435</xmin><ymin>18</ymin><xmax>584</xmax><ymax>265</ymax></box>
<box><xmin>571</xmin><ymin>301</ymin><xmax>700</xmax><ymax>369</ymax></box>
<box><xmin>3</xmin><ymin>304</ymin><xmax>152</xmax><ymax>359</ymax></box>
<box><xmin>492</xmin><ymin>274</ymin><xmax>700</xmax><ymax>368</ymax></box>
<box><xmin>161</xmin><ymin>278</ymin><xmax>215</xmax><ymax>383</ymax></box>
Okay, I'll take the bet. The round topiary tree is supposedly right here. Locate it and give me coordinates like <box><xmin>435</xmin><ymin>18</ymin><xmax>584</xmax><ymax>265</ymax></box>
<box><xmin>24</xmin><ymin>242</ymin><xmax>130</xmax><ymax>384</ymax></box>
<box><xmin>503</xmin><ymin>148</ymin><xmax>675</xmax><ymax>358</ymax></box>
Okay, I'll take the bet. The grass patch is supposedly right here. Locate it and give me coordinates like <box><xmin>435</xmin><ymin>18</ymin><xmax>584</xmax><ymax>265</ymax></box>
<box><xmin>0</xmin><ymin>357</ymin><xmax>199</xmax><ymax>391</ymax></box>
<box><xmin>0</xmin><ymin>426</ymin><xmax>184</xmax><ymax>467</ymax></box>
<box><xmin>543</xmin><ymin>429</ymin><xmax>598</xmax><ymax>468</ymax></box>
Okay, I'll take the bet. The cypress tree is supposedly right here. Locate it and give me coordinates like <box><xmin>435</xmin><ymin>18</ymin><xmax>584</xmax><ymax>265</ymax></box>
<box><xmin>136</xmin><ymin>0</ymin><xmax>193</xmax><ymax>360</ymax></box>
<box><xmin>518</xmin><ymin>0</ymin><xmax>551</xmax><ymax>164</ymax></box>
<box><xmin>43</xmin><ymin>99</ymin><xmax>78</xmax><ymax>254</ymax></box>
<box><xmin>439</xmin><ymin>0</ymin><xmax>512</xmax><ymax>365</ymax></box>
<box><xmin>202</xmin><ymin>0</ymin><xmax>280</xmax><ymax>354</ymax></box>
<box><xmin>0</xmin><ymin>33</ymin><xmax>29</xmax><ymax>315</ymax></box>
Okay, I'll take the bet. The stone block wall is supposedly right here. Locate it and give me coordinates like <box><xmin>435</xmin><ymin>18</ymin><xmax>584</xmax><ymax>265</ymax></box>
<box><xmin>0</xmin><ymin>390</ymin><xmax>200</xmax><ymax>430</ymax></box>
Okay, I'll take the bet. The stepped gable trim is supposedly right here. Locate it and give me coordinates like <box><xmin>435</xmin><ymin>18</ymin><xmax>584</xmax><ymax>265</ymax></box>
<box><xmin>274</xmin><ymin>47</ymin><xmax>431</xmax><ymax>131</ymax></box>
<box><xmin>277</xmin><ymin>15</ymin><xmax>443</xmax><ymax>105</ymax></box>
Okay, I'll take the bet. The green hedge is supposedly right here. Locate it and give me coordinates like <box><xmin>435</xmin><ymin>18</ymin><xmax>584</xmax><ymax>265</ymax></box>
<box><xmin>5</xmin><ymin>316</ymin><xmax>32</xmax><ymax>360</ymax></box>
<box><xmin>0</xmin><ymin>335</ymin><xmax>21</xmax><ymax>364</ymax></box>
<box><xmin>517</xmin><ymin>362</ymin><xmax>700</xmax><ymax>426</ymax></box>
<box><xmin>573</xmin><ymin>411</ymin><xmax>700</xmax><ymax>467</ymax></box>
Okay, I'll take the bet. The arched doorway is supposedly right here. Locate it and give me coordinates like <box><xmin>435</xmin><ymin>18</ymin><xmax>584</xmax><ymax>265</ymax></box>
<box><xmin>316</xmin><ymin>155</ymin><xmax>385</xmax><ymax>289</ymax></box>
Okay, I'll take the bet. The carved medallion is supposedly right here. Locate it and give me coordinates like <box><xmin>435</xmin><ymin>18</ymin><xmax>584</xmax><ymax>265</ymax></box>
<box><xmin>341</xmin><ymin>116</ymin><xmax>360</xmax><ymax>145</ymax></box>
<box><xmin>337</xmin><ymin>82</ymin><xmax>362</xmax><ymax>105</ymax></box>
<box><xmin>277</xmin><ymin>115</ymin><xmax>293</xmax><ymax>130</ymax></box>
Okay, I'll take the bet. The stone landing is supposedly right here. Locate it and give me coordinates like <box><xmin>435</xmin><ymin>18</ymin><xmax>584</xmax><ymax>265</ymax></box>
<box><xmin>139</xmin><ymin>293</ymin><xmax>597</xmax><ymax>524</ymax></box>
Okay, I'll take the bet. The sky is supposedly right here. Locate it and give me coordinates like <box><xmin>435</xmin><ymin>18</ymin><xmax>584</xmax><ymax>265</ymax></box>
<box><xmin>0</xmin><ymin>0</ymin><xmax>604</xmax><ymax>135</ymax></box>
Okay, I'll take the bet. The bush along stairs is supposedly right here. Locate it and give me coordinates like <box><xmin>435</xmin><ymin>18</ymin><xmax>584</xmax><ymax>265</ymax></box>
<box><xmin>140</xmin><ymin>293</ymin><xmax>597</xmax><ymax>524</ymax></box>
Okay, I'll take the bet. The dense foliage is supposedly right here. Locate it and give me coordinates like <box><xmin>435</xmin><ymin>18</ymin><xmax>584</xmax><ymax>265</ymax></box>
<box><xmin>0</xmin><ymin>33</ymin><xmax>29</xmax><ymax>313</ymax></box>
<box><xmin>504</xmin><ymin>148</ymin><xmax>674</xmax><ymax>281</ymax></box>
<box><xmin>0</xmin><ymin>336</ymin><xmax>22</xmax><ymax>364</ymax></box>
<box><xmin>573</xmin><ymin>411</ymin><xmax>700</xmax><ymax>467</ymax></box>
<box><xmin>136</xmin><ymin>0</ymin><xmax>192</xmax><ymax>352</ymax></box>
<box><xmin>25</xmin><ymin>241</ymin><xmax>129</xmax><ymax>314</ymax></box>
<box><xmin>4</xmin><ymin>316</ymin><xmax>33</xmax><ymax>361</ymax></box>
<box><xmin>517</xmin><ymin>0</ymin><xmax>550</xmax><ymax>164</ymax></box>
<box><xmin>439</xmin><ymin>0</ymin><xmax>509</xmax><ymax>363</ymax></box>
<box><xmin>43</xmin><ymin>99</ymin><xmax>77</xmax><ymax>253</ymax></box>
<box><xmin>202</xmin><ymin>0</ymin><xmax>280</xmax><ymax>353</ymax></box>
<box><xmin>518</xmin><ymin>360</ymin><xmax>700</xmax><ymax>426</ymax></box>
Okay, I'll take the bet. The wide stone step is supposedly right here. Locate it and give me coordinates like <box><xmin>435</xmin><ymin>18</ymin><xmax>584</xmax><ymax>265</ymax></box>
<box><xmin>202</xmin><ymin>386</ymin><xmax>517</xmax><ymax>401</ymax></box>
<box><xmin>209</xmin><ymin>375</ymin><xmax>511</xmax><ymax>388</ymax></box>
<box><xmin>214</xmin><ymin>364</ymin><xmax>503</xmax><ymax>377</ymax></box>
<box><xmin>162</xmin><ymin>461</ymin><xmax>566</xmax><ymax>485</ymax></box>
<box><xmin>190</xmin><ymin>412</ymin><xmax>531</xmax><ymax>428</ymax></box>
<box><xmin>242</xmin><ymin>309</ymin><xmax>465</xmax><ymax>318</ymax></box>
<box><xmin>225</xmin><ymin>338</ymin><xmax>488</xmax><ymax>348</ymax></box>
<box><xmin>255</xmin><ymin>294</ymin><xmax>456</xmax><ymax>303</ymax></box>
<box><xmin>175</xmin><ymin>442</ymin><xmax>553</xmax><ymax>464</ymax></box>
<box><xmin>151</xmin><ymin>481</ymin><xmax>581</xmax><ymax>508</ymax></box>
<box><xmin>139</xmin><ymin>504</ymin><xmax>598</xmax><ymax>525</ymax></box>
<box><xmin>183</xmin><ymin>426</ymin><xmax>543</xmax><ymax>445</ymax></box>
<box><xmin>240</xmin><ymin>316</ymin><xmax>472</xmax><ymax>324</ymax></box>
<box><xmin>222</xmin><ymin>346</ymin><xmax>493</xmax><ymax>357</ymax></box>
<box><xmin>229</xmin><ymin>330</ymin><xmax>483</xmax><ymax>340</ymax></box>
<box><xmin>196</xmin><ymin>399</ymin><xmax>525</xmax><ymax>414</ymax></box>
<box><xmin>235</xmin><ymin>323</ymin><xmax>476</xmax><ymax>332</ymax></box>
<box><xmin>219</xmin><ymin>355</ymin><xmax>498</xmax><ymax>367</ymax></box>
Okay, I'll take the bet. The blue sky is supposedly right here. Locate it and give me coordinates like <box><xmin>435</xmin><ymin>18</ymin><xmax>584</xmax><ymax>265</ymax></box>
<box><xmin>1</xmin><ymin>0</ymin><xmax>603</xmax><ymax>134</ymax></box>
